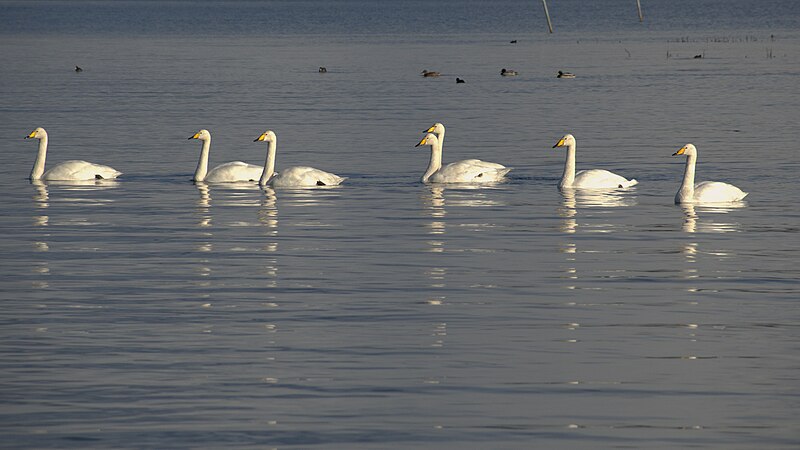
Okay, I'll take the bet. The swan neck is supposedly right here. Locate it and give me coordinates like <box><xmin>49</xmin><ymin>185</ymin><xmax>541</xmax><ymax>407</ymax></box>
<box><xmin>259</xmin><ymin>139</ymin><xmax>277</xmax><ymax>185</ymax></box>
<box><xmin>679</xmin><ymin>153</ymin><xmax>697</xmax><ymax>195</ymax></box>
<box><xmin>194</xmin><ymin>138</ymin><xmax>211</xmax><ymax>182</ymax></box>
<box><xmin>559</xmin><ymin>142</ymin><xmax>576</xmax><ymax>188</ymax></box>
<box><xmin>30</xmin><ymin>135</ymin><xmax>48</xmax><ymax>180</ymax></box>
<box><xmin>422</xmin><ymin>138</ymin><xmax>443</xmax><ymax>183</ymax></box>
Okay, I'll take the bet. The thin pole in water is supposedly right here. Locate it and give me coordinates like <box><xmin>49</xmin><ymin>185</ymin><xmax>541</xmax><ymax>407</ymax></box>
<box><xmin>542</xmin><ymin>0</ymin><xmax>553</xmax><ymax>33</ymax></box>
<box><xmin>636</xmin><ymin>0</ymin><xmax>644</xmax><ymax>22</ymax></box>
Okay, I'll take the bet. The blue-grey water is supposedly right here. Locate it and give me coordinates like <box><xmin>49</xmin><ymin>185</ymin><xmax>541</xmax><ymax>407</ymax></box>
<box><xmin>1</xmin><ymin>0</ymin><xmax>799</xmax><ymax>448</ymax></box>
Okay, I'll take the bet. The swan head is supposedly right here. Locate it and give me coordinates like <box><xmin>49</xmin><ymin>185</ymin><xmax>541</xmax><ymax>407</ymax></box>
<box><xmin>189</xmin><ymin>129</ymin><xmax>211</xmax><ymax>141</ymax></box>
<box><xmin>26</xmin><ymin>127</ymin><xmax>47</xmax><ymax>140</ymax></box>
<box><xmin>424</xmin><ymin>123</ymin><xmax>445</xmax><ymax>135</ymax></box>
<box><xmin>553</xmin><ymin>134</ymin><xmax>575</xmax><ymax>148</ymax></box>
<box><xmin>254</xmin><ymin>130</ymin><xmax>276</xmax><ymax>142</ymax></box>
<box><xmin>673</xmin><ymin>143</ymin><xmax>697</xmax><ymax>157</ymax></box>
<box><xmin>415</xmin><ymin>133</ymin><xmax>439</xmax><ymax>148</ymax></box>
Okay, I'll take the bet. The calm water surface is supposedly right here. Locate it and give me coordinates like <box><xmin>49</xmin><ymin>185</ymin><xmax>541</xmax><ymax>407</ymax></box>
<box><xmin>1</xmin><ymin>1</ymin><xmax>799</xmax><ymax>448</ymax></box>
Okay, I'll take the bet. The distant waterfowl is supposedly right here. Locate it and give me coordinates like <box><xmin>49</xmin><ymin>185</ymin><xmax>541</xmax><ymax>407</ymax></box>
<box><xmin>510</xmin><ymin>40</ymin><xmax>518</xmax><ymax>44</ymax></box>
<box><xmin>552</xmin><ymin>134</ymin><xmax>638</xmax><ymax>189</ymax></box>
<box><xmin>421</xmin><ymin>70</ymin><xmax>441</xmax><ymax>77</ymax></box>
<box><xmin>416</xmin><ymin>123</ymin><xmax>511</xmax><ymax>184</ymax></box>
<box><xmin>672</xmin><ymin>144</ymin><xmax>747</xmax><ymax>203</ymax></box>
<box><xmin>557</xmin><ymin>70</ymin><xmax>575</xmax><ymax>78</ymax></box>
<box><xmin>74</xmin><ymin>65</ymin><xmax>83</xmax><ymax>72</ymax></box>
<box><xmin>26</xmin><ymin>127</ymin><xmax>121</xmax><ymax>181</ymax></box>
<box><xmin>693</xmin><ymin>54</ymin><xmax>703</xmax><ymax>59</ymax></box>
<box><xmin>456</xmin><ymin>77</ymin><xmax>465</xmax><ymax>83</ymax></box>
<box><xmin>500</xmin><ymin>68</ymin><xmax>518</xmax><ymax>76</ymax></box>
<box><xmin>188</xmin><ymin>129</ymin><xmax>262</xmax><ymax>183</ymax></box>
<box><xmin>319</xmin><ymin>66</ymin><xmax>327</xmax><ymax>73</ymax></box>
<box><xmin>254</xmin><ymin>130</ymin><xmax>346</xmax><ymax>187</ymax></box>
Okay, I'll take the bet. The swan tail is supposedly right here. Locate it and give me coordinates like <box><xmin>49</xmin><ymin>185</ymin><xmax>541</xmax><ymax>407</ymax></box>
<box><xmin>622</xmin><ymin>178</ymin><xmax>638</xmax><ymax>188</ymax></box>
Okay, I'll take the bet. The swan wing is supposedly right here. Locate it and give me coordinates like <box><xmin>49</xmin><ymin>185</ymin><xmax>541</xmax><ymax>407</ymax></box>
<box><xmin>269</xmin><ymin>166</ymin><xmax>346</xmax><ymax>187</ymax></box>
<box><xmin>430</xmin><ymin>159</ymin><xmax>511</xmax><ymax>183</ymax></box>
<box><xmin>42</xmin><ymin>160</ymin><xmax>122</xmax><ymax>180</ymax></box>
<box><xmin>204</xmin><ymin>161</ymin><xmax>263</xmax><ymax>182</ymax></box>
<box><xmin>693</xmin><ymin>181</ymin><xmax>748</xmax><ymax>202</ymax></box>
<box><xmin>573</xmin><ymin>169</ymin><xmax>637</xmax><ymax>189</ymax></box>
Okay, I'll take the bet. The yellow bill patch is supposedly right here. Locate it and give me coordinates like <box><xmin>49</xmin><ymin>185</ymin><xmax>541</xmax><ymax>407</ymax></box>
<box><xmin>425</xmin><ymin>125</ymin><xmax>436</xmax><ymax>133</ymax></box>
<box><xmin>27</xmin><ymin>130</ymin><xmax>37</xmax><ymax>138</ymax></box>
<box><xmin>675</xmin><ymin>147</ymin><xmax>686</xmax><ymax>155</ymax></box>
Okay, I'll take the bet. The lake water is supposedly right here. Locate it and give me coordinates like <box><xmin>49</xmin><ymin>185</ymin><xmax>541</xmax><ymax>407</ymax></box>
<box><xmin>1</xmin><ymin>0</ymin><xmax>799</xmax><ymax>448</ymax></box>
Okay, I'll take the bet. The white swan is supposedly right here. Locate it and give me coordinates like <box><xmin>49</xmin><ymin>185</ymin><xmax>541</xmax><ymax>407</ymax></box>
<box><xmin>254</xmin><ymin>130</ymin><xmax>346</xmax><ymax>187</ymax></box>
<box><xmin>673</xmin><ymin>143</ymin><xmax>747</xmax><ymax>204</ymax></box>
<box><xmin>188</xmin><ymin>129</ymin><xmax>262</xmax><ymax>182</ymax></box>
<box><xmin>552</xmin><ymin>134</ymin><xmax>638</xmax><ymax>189</ymax></box>
<box><xmin>415</xmin><ymin>127</ymin><xmax>511</xmax><ymax>184</ymax></box>
<box><xmin>26</xmin><ymin>127</ymin><xmax>121</xmax><ymax>181</ymax></box>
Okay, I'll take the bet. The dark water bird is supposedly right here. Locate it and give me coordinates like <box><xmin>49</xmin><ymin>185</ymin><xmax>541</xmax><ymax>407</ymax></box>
<box><xmin>510</xmin><ymin>40</ymin><xmax>517</xmax><ymax>44</ymax></box>
<box><xmin>500</xmin><ymin>68</ymin><xmax>518</xmax><ymax>76</ymax></box>
<box><xmin>557</xmin><ymin>70</ymin><xmax>575</xmax><ymax>78</ymax></box>
<box><xmin>456</xmin><ymin>78</ymin><xmax>465</xmax><ymax>83</ymax></box>
<box><xmin>319</xmin><ymin>66</ymin><xmax>327</xmax><ymax>73</ymax></box>
<box><xmin>75</xmin><ymin>65</ymin><xmax>83</xmax><ymax>72</ymax></box>
<box><xmin>693</xmin><ymin>54</ymin><xmax>703</xmax><ymax>59</ymax></box>
<box><xmin>421</xmin><ymin>70</ymin><xmax>441</xmax><ymax>77</ymax></box>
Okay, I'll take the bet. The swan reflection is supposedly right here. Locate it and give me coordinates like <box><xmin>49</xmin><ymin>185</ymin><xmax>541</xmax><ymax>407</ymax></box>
<box><xmin>680</xmin><ymin>203</ymin><xmax>744</xmax><ymax>233</ymax></box>
<box><xmin>558</xmin><ymin>188</ymin><xmax>637</xmax><ymax>234</ymax></box>
<box><xmin>259</xmin><ymin>187</ymin><xmax>280</xmax><ymax>270</ymax></box>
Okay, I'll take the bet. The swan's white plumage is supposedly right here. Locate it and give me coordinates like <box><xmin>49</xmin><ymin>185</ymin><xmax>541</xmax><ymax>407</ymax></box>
<box><xmin>26</xmin><ymin>127</ymin><xmax>121</xmax><ymax>181</ymax></box>
<box><xmin>552</xmin><ymin>134</ymin><xmax>637</xmax><ymax>189</ymax></box>
<box><xmin>203</xmin><ymin>161</ymin><xmax>263</xmax><ymax>183</ymax></box>
<box><xmin>673</xmin><ymin>144</ymin><xmax>747</xmax><ymax>204</ymax></box>
<box><xmin>189</xmin><ymin>129</ymin><xmax>262</xmax><ymax>182</ymax></box>
<box><xmin>418</xmin><ymin>123</ymin><xmax>511</xmax><ymax>184</ymax></box>
<box><xmin>268</xmin><ymin>166</ymin><xmax>346</xmax><ymax>187</ymax></box>
<box><xmin>254</xmin><ymin>130</ymin><xmax>346</xmax><ymax>187</ymax></box>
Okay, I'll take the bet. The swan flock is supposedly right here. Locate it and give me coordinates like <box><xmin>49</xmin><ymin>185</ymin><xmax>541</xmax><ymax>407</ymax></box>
<box><xmin>25</xmin><ymin>126</ymin><xmax>749</xmax><ymax>204</ymax></box>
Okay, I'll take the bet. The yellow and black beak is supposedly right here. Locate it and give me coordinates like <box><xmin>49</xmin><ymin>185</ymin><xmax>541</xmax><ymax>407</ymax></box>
<box><xmin>424</xmin><ymin>125</ymin><xmax>436</xmax><ymax>133</ymax></box>
<box><xmin>254</xmin><ymin>133</ymin><xmax>266</xmax><ymax>142</ymax></box>
<box><xmin>25</xmin><ymin>130</ymin><xmax>36</xmax><ymax>139</ymax></box>
<box><xmin>188</xmin><ymin>132</ymin><xmax>201</xmax><ymax>140</ymax></box>
<box><xmin>673</xmin><ymin>147</ymin><xmax>686</xmax><ymax>156</ymax></box>
<box><xmin>415</xmin><ymin>136</ymin><xmax>428</xmax><ymax>147</ymax></box>
<box><xmin>553</xmin><ymin>137</ymin><xmax>565</xmax><ymax>148</ymax></box>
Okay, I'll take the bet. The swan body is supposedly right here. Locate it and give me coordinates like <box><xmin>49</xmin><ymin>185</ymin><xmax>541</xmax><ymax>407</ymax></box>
<box><xmin>254</xmin><ymin>130</ymin><xmax>346</xmax><ymax>187</ymax></box>
<box><xmin>189</xmin><ymin>129</ymin><xmax>262</xmax><ymax>182</ymax></box>
<box><xmin>26</xmin><ymin>127</ymin><xmax>121</xmax><ymax>181</ymax></box>
<box><xmin>552</xmin><ymin>134</ymin><xmax>637</xmax><ymax>189</ymax></box>
<box><xmin>673</xmin><ymin>144</ymin><xmax>747</xmax><ymax>204</ymax></box>
<box><xmin>417</xmin><ymin>123</ymin><xmax>511</xmax><ymax>184</ymax></box>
